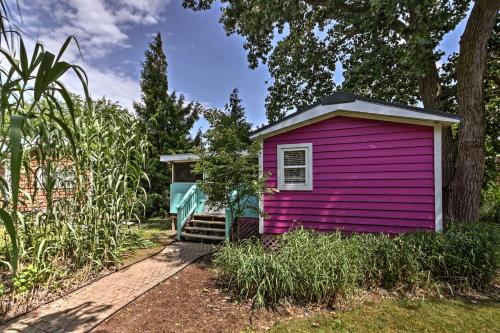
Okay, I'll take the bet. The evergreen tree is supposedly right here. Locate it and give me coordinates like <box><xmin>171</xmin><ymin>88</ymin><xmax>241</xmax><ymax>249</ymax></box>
<box><xmin>193</xmin><ymin>128</ymin><xmax>203</xmax><ymax>147</ymax></box>
<box><xmin>135</xmin><ymin>33</ymin><xmax>169</xmax><ymax>125</ymax></box>
<box><xmin>134</xmin><ymin>32</ymin><xmax>201</xmax><ymax>216</ymax></box>
<box><xmin>225</xmin><ymin>88</ymin><xmax>251</xmax><ymax>144</ymax></box>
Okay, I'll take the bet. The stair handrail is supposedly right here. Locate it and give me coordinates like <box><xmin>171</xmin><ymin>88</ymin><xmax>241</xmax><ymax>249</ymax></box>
<box><xmin>224</xmin><ymin>190</ymin><xmax>238</xmax><ymax>241</ymax></box>
<box><xmin>176</xmin><ymin>184</ymin><xmax>199</xmax><ymax>240</ymax></box>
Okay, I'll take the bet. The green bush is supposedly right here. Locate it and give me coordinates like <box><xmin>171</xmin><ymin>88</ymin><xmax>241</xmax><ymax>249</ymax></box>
<box><xmin>480</xmin><ymin>182</ymin><xmax>500</xmax><ymax>223</ymax></box>
<box><xmin>12</xmin><ymin>264</ymin><xmax>47</xmax><ymax>293</ymax></box>
<box><xmin>213</xmin><ymin>225</ymin><xmax>498</xmax><ymax>307</ymax></box>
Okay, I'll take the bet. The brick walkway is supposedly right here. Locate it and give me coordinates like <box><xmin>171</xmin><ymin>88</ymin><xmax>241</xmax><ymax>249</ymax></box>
<box><xmin>1</xmin><ymin>242</ymin><xmax>213</xmax><ymax>333</ymax></box>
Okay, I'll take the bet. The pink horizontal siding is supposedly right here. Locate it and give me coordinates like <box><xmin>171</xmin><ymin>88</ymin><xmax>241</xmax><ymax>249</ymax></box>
<box><xmin>263</xmin><ymin>115</ymin><xmax>435</xmax><ymax>234</ymax></box>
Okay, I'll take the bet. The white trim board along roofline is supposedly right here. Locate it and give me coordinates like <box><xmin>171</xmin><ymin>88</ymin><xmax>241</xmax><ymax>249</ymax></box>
<box><xmin>250</xmin><ymin>92</ymin><xmax>461</xmax><ymax>140</ymax></box>
<box><xmin>160</xmin><ymin>153</ymin><xmax>198</xmax><ymax>163</ymax></box>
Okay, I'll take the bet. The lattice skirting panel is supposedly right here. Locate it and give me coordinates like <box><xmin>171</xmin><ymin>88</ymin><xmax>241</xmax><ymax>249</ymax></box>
<box><xmin>232</xmin><ymin>219</ymin><xmax>282</xmax><ymax>250</ymax></box>
<box><xmin>259</xmin><ymin>233</ymin><xmax>281</xmax><ymax>251</ymax></box>
<box><xmin>233</xmin><ymin>217</ymin><xmax>259</xmax><ymax>241</ymax></box>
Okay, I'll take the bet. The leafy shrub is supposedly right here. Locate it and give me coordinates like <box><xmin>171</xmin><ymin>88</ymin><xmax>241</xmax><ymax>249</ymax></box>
<box><xmin>144</xmin><ymin>192</ymin><xmax>168</xmax><ymax>218</ymax></box>
<box><xmin>214</xmin><ymin>225</ymin><xmax>498</xmax><ymax>307</ymax></box>
<box><xmin>480</xmin><ymin>182</ymin><xmax>500</xmax><ymax>223</ymax></box>
<box><xmin>12</xmin><ymin>265</ymin><xmax>47</xmax><ymax>293</ymax></box>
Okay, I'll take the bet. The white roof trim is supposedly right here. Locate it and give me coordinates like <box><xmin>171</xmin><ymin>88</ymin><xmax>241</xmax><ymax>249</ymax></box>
<box><xmin>250</xmin><ymin>100</ymin><xmax>460</xmax><ymax>140</ymax></box>
<box><xmin>160</xmin><ymin>151</ymin><xmax>249</xmax><ymax>163</ymax></box>
<box><xmin>160</xmin><ymin>153</ymin><xmax>198</xmax><ymax>163</ymax></box>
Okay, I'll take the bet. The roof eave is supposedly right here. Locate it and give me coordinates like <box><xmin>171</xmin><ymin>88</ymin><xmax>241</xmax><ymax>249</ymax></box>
<box><xmin>250</xmin><ymin>101</ymin><xmax>460</xmax><ymax>140</ymax></box>
<box><xmin>159</xmin><ymin>153</ymin><xmax>198</xmax><ymax>163</ymax></box>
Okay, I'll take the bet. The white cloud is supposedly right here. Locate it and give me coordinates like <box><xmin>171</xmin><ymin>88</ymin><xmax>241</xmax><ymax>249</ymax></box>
<box><xmin>62</xmin><ymin>67</ymin><xmax>141</xmax><ymax>110</ymax></box>
<box><xmin>15</xmin><ymin>0</ymin><xmax>172</xmax><ymax>109</ymax></box>
<box><xmin>21</xmin><ymin>0</ymin><xmax>170</xmax><ymax>59</ymax></box>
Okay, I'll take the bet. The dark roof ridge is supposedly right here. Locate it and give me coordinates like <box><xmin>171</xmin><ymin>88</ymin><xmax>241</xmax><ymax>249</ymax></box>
<box><xmin>251</xmin><ymin>92</ymin><xmax>461</xmax><ymax>136</ymax></box>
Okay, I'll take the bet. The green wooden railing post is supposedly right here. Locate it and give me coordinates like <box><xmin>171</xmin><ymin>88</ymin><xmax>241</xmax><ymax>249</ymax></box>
<box><xmin>224</xmin><ymin>208</ymin><xmax>232</xmax><ymax>241</ymax></box>
<box><xmin>175</xmin><ymin>184</ymin><xmax>200</xmax><ymax>241</ymax></box>
<box><xmin>224</xmin><ymin>190</ymin><xmax>238</xmax><ymax>242</ymax></box>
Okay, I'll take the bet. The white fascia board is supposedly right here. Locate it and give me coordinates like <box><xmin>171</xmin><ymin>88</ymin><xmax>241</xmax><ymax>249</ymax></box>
<box><xmin>250</xmin><ymin>100</ymin><xmax>460</xmax><ymax>140</ymax></box>
<box><xmin>346</xmin><ymin>101</ymin><xmax>461</xmax><ymax>125</ymax></box>
<box><xmin>159</xmin><ymin>153</ymin><xmax>198</xmax><ymax>163</ymax></box>
<box><xmin>250</xmin><ymin>103</ymin><xmax>335</xmax><ymax>140</ymax></box>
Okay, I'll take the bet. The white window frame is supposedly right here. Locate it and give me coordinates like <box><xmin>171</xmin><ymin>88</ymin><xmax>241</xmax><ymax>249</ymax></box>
<box><xmin>277</xmin><ymin>143</ymin><xmax>313</xmax><ymax>191</ymax></box>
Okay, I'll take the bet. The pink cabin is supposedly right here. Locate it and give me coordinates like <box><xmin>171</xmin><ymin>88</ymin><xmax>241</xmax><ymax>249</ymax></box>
<box><xmin>250</xmin><ymin>92</ymin><xmax>461</xmax><ymax>235</ymax></box>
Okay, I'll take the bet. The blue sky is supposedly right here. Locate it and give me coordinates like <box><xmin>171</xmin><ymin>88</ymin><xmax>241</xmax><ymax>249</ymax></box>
<box><xmin>20</xmin><ymin>0</ymin><xmax>469</xmax><ymax>132</ymax></box>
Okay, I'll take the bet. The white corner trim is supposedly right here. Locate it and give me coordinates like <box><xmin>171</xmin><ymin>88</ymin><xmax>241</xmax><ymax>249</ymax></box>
<box><xmin>276</xmin><ymin>143</ymin><xmax>313</xmax><ymax>191</ymax></box>
<box><xmin>258</xmin><ymin>144</ymin><xmax>264</xmax><ymax>234</ymax></box>
<box><xmin>250</xmin><ymin>100</ymin><xmax>460</xmax><ymax>140</ymax></box>
<box><xmin>434</xmin><ymin>124</ymin><xmax>443</xmax><ymax>232</ymax></box>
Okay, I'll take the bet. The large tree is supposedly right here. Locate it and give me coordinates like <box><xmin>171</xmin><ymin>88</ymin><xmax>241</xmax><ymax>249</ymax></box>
<box><xmin>183</xmin><ymin>0</ymin><xmax>499</xmax><ymax>222</ymax></box>
<box><xmin>134</xmin><ymin>33</ymin><xmax>201</xmax><ymax>215</ymax></box>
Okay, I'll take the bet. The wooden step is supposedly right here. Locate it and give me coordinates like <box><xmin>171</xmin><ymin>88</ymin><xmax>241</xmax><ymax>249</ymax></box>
<box><xmin>192</xmin><ymin>214</ymin><xmax>225</xmax><ymax>221</ymax></box>
<box><xmin>190</xmin><ymin>219</ymin><xmax>225</xmax><ymax>226</ymax></box>
<box><xmin>184</xmin><ymin>226</ymin><xmax>225</xmax><ymax>233</ymax></box>
<box><xmin>181</xmin><ymin>232</ymin><xmax>225</xmax><ymax>241</ymax></box>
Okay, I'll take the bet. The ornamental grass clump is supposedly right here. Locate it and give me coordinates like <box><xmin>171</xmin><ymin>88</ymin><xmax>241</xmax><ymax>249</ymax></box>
<box><xmin>213</xmin><ymin>224</ymin><xmax>498</xmax><ymax>307</ymax></box>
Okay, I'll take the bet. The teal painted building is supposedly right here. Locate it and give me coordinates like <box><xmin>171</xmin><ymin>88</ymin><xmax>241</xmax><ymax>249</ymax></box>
<box><xmin>160</xmin><ymin>153</ymin><xmax>258</xmax><ymax>241</ymax></box>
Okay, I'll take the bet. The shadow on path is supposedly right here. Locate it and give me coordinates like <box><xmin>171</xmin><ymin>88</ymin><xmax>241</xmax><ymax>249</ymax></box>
<box><xmin>4</xmin><ymin>302</ymin><xmax>112</xmax><ymax>332</ymax></box>
<box><xmin>150</xmin><ymin>242</ymin><xmax>213</xmax><ymax>267</ymax></box>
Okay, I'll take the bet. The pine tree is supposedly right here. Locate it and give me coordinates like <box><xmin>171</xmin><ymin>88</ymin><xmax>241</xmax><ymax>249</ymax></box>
<box><xmin>134</xmin><ymin>32</ymin><xmax>201</xmax><ymax>216</ymax></box>
<box><xmin>193</xmin><ymin>128</ymin><xmax>203</xmax><ymax>147</ymax></box>
<box><xmin>225</xmin><ymin>88</ymin><xmax>251</xmax><ymax>144</ymax></box>
<box><xmin>135</xmin><ymin>33</ymin><xmax>169</xmax><ymax>124</ymax></box>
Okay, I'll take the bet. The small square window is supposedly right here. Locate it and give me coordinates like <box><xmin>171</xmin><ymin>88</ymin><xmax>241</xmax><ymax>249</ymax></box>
<box><xmin>277</xmin><ymin>143</ymin><xmax>313</xmax><ymax>191</ymax></box>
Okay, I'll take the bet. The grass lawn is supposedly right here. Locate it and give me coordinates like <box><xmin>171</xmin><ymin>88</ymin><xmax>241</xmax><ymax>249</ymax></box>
<box><xmin>118</xmin><ymin>218</ymin><xmax>176</xmax><ymax>266</ymax></box>
<box><xmin>269</xmin><ymin>298</ymin><xmax>500</xmax><ymax>333</ymax></box>
<box><xmin>130</xmin><ymin>218</ymin><xmax>175</xmax><ymax>244</ymax></box>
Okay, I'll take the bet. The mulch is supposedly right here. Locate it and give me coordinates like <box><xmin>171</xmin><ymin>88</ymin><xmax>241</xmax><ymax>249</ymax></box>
<box><xmin>93</xmin><ymin>255</ymin><xmax>323</xmax><ymax>333</ymax></box>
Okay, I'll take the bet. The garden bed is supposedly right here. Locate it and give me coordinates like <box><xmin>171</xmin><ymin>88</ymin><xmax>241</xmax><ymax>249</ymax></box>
<box><xmin>0</xmin><ymin>221</ymin><xmax>175</xmax><ymax>322</ymax></box>
<box><xmin>93</xmin><ymin>255</ymin><xmax>500</xmax><ymax>333</ymax></box>
<box><xmin>215</xmin><ymin>223</ymin><xmax>499</xmax><ymax>307</ymax></box>
<box><xmin>94</xmin><ymin>255</ymin><xmax>321</xmax><ymax>333</ymax></box>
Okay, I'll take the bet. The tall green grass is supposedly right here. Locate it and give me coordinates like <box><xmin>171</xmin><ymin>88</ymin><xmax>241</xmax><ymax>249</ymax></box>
<box><xmin>0</xmin><ymin>99</ymin><xmax>148</xmax><ymax>294</ymax></box>
<box><xmin>0</xmin><ymin>1</ymin><xmax>149</xmax><ymax>308</ymax></box>
<box><xmin>214</xmin><ymin>224</ymin><xmax>499</xmax><ymax>307</ymax></box>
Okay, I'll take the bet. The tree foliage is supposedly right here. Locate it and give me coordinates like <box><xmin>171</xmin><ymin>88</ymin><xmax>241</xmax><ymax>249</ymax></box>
<box><xmin>184</xmin><ymin>0</ymin><xmax>467</xmax><ymax>120</ymax></box>
<box><xmin>134</xmin><ymin>33</ymin><xmax>202</xmax><ymax>216</ymax></box>
<box><xmin>194</xmin><ymin>89</ymin><xmax>265</xmax><ymax>220</ymax></box>
<box><xmin>184</xmin><ymin>0</ymin><xmax>500</xmax><ymax>222</ymax></box>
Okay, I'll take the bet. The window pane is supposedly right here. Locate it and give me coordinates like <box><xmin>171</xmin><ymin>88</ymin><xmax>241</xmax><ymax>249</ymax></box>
<box><xmin>284</xmin><ymin>167</ymin><xmax>306</xmax><ymax>184</ymax></box>
<box><xmin>173</xmin><ymin>162</ymin><xmax>202</xmax><ymax>182</ymax></box>
<box><xmin>284</xmin><ymin>150</ymin><xmax>306</xmax><ymax>166</ymax></box>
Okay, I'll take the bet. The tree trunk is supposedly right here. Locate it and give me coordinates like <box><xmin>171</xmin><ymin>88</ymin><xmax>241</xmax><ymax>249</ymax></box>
<box><xmin>417</xmin><ymin>57</ymin><xmax>442</xmax><ymax>111</ymax></box>
<box><xmin>449</xmin><ymin>0</ymin><xmax>500</xmax><ymax>222</ymax></box>
<box><xmin>442</xmin><ymin>127</ymin><xmax>457</xmax><ymax>221</ymax></box>
<box><xmin>416</xmin><ymin>53</ymin><xmax>458</xmax><ymax>223</ymax></box>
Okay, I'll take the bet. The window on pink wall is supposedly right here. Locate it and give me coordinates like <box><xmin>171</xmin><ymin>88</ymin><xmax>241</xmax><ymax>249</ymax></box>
<box><xmin>277</xmin><ymin>143</ymin><xmax>313</xmax><ymax>191</ymax></box>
